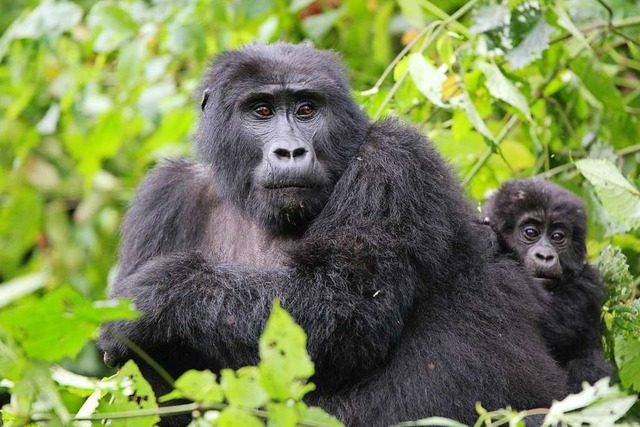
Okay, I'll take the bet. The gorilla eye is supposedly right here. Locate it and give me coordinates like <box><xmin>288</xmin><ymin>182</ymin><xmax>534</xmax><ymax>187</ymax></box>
<box><xmin>296</xmin><ymin>104</ymin><xmax>315</xmax><ymax>118</ymax></box>
<box><xmin>551</xmin><ymin>231</ymin><xmax>565</xmax><ymax>242</ymax></box>
<box><xmin>523</xmin><ymin>227</ymin><xmax>539</xmax><ymax>240</ymax></box>
<box><xmin>254</xmin><ymin>105</ymin><xmax>273</xmax><ymax>118</ymax></box>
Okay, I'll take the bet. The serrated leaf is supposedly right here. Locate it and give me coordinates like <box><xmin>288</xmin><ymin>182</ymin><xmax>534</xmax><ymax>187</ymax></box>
<box><xmin>576</xmin><ymin>159</ymin><xmax>640</xmax><ymax>231</ymax></box>
<box><xmin>220</xmin><ymin>367</ymin><xmax>268</xmax><ymax>408</ymax></box>
<box><xmin>258</xmin><ymin>301</ymin><xmax>315</xmax><ymax>401</ymax></box>
<box><xmin>0</xmin><ymin>288</ymin><xmax>137</xmax><ymax>361</ymax></box>
<box><xmin>161</xmin><ymin>370</ymin><xmax>223</xmax><ymax>404</ymax></box>
<box><xmin>470</xmin><ymin>4</ymin><xmax>509</xmax><ymax>33</ymax></box>
<box><xmin>298</xmin><ymin>405</ymin><xmax>344</xmax><ymax>427</ymax></box>
<box><xmin>597</xmin><ymin>245</ymin><xmax>634</xmax><ymax>303</ymax></box>
<box><xmin>506</xmin><ymin>18</ymin><xmax>555</xmax><ymax>69</ymax></box>
<box><xmin>615</xmin><ymin>336</ymin><xmax>640</xmax><ymax>392</ymax></box>
<box><xmin>96</xmin><ymin>360</ymin><xmax>160</xmax><ymax>427</ymax></box>
<box><xmin>477</xmin><ymin>61</ymin><xmax>531</xmax><ymax>120</ymax></box>
<box><xmin>408</xmin><ymin>54</ymin><xmax>446</xmax><ymax>108</ymax></box>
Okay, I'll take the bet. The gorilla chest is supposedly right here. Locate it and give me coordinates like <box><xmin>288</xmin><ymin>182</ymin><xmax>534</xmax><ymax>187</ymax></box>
<box><xmin>201</xmin><ymin>201</ymin><xmax>292</xmax><ymax>267</ymax></box>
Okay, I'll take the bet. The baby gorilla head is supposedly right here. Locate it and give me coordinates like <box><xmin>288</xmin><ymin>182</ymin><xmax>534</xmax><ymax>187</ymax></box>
<box><xmin>482</xmin><ymin>179</ymin><xmax>588</xmax><ymax>286</ymax></box>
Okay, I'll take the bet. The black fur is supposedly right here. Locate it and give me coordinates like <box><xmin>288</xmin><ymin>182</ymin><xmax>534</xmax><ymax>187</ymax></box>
<box><xmin>100</xmin><ymin>43</ymin><xmax>568</xmax><ymax>426</ymax></box>
<box><xmin>482</xmin><ymin>178</ymin><xmax>613</xmax><ymax>392</ymax></box>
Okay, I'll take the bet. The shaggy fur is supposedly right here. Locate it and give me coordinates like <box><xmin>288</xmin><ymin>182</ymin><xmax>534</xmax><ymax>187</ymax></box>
<box><xmin>482</xmin><ymin>179</ymin><xmax>612</xmax><ymax>392</ymax></box>
<box><xmin>100</xmin><ymin>43</ymin><xmax>568</xmax><ymax>426</ymax></box>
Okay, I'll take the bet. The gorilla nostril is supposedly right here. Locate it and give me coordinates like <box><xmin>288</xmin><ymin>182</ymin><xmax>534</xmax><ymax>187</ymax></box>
<box><xmin>292</xmin><ymin>148</ymin><xmax>307</xmax><ymax>158</ymax></box>
<box><xmin>274</xmin><ymin>148</ymin><xmax>291</xmax><ymax>159</ymax></box>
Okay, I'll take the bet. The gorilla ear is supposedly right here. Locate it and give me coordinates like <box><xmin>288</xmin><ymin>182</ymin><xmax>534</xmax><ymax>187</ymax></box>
<box><xmin>201</xmin><ymin>88</ymin><xmax>211</xmax><ymax>111</ymax></box>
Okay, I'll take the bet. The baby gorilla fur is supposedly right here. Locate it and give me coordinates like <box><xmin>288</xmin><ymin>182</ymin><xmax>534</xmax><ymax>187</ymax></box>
<box><xmin>482</xmin><ymin>178</ymin><xmax>613</xmax><ymax>392</ymax></box>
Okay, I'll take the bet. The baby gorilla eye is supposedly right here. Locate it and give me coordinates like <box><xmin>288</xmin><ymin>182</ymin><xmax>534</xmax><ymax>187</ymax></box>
<box><xmin>254</xmin><ymin>105</ymin><xmax>273</xmax><ymax>117</ymax></box>
<box><xmin>296</xmin><ymin>104</ymin><xmax>315</xmax><ymax>118</ymax></box>
<box><xmin>523</xmin><ymin>227</ymin><xmax>539</xmax><ymax>240</ymax></box>
<box><xmin>551</xmin><ymin>231</ymin><xmax>565</xmax><ymax>242</ymax></box>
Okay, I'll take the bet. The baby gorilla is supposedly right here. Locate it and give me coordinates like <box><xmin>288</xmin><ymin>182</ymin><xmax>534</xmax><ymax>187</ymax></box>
<box><xmin>482</xmin><ymin>178</ymin><xmax>612</xmax><ymax>392</ymax></box>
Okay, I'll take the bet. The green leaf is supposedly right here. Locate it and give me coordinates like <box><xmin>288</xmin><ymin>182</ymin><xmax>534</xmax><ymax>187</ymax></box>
<box><xmin>576</xmin><ymin>159</ymin><xmax>640</xmax><ymax>231</ymax></box>
<box><xmin>555</xmin><ymin>1</ymin><xmax>591</xmax><ymax>51</ymax></box>
<box><xmin>615</xmin><ymin>335</ymin><xmax>640</xmax><ymax>392</ymax></box>
<box><xmin>220</xmin><ymin>367</ymin><xmax>268</xmax><ymax>408</ymax></box>
<box><xmin>450</xmin><ymin>92</ymin><xmax>495</xmax><ymax>142</ymax></box>
<box><xmin>4</xmin><ymin>0</ymin><xmax>83</xmax><ymax>40</ymax></box>
<box><xmin>506</xmin><ymin>17</ymin><xmax>555</xmax><ymax>70</ymax></box>
<box><xmin>0</xmin><ymin>288</ymin><xmax>137</xmax><ymax>361</ymax></box>
<box><xmin>301</xmin><ymin>9</ymin><xmax>343</xmax><ymax>41</ymax></box>
<box><xmin>88</xmin><ymin>1</ymin><xmax>137</xmax><ymax>35</ymax></box>
<box><xmin>298</xmin><ymin>406</ymin><xmax>344</xmax><ymax>427</ymax></box>
<box><xmin>161</xmin><ymin>369</ymin><xmax>223</xmax><ymax>404</ymax></box>
<box><xmin>96</xmin><ymin>360</ymin><xmax>160</xmax><ymax>427</ymax></box>
<box><xmin>597</xmin><ymin>245</ymin><xmax>634</xmax><ymax>303</ymax></box>
<box><xmin>398</xmin><ymin>0</ymin><xmax>425</xmax><ymax>28</ymax></box>
<box><xmin>218</xmin><ymin>407</ymin><xmax>264</xmax><ymax>427</ymax></box>
<box><xmin>258</xmin><ymin>301</ymin><xmax>315</xmax><ymax>401</ymax></box>
<box><xmin>408</xmin><ymin>54</ymin><xmax>446</xmax><ymax>108</ymax></box>
<box><xmin>544</xmin><ymin>378</ymin><xmax>637</xmax><ymax>426</ymax></box>
<box><xmin>477</xmin><ymin>61</ymin><xmax>531</xmax><ymax>120</ymax></box>
<box><xmin>288</xmin><ymin>0</ymin><xmax>315</xmax><ymax>13</ymax></box>
<box><xmin>571</xmin><ymin>57</ymin><xmax>625</xmax><ymax>112</ymax></box>
<box><xmin>0</xmin><ymin>273</ymin><xmax>49</xmax><ymax>309</ymax></box>
<box><xmin>436</xmin><ymin>35</ymin><xmax>454</xmax><ymax>67</ymax></box>
<box><xmin>0</xmin><ymin>188</ymin><xmax>43</xmax><ymax>276</ymax></box>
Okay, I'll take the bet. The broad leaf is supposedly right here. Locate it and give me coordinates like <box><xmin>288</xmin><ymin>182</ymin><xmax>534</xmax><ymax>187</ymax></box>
<box><xmin>408</xmin><ymin>54</ymin><xmax>446</xmax><ymax>108</ymax></box>
<box><xmin>477</xmin><ymin>61</ymin><xmax>531</xmax><ymax>120</ymax></box>
<box><xmin>576</xmin><ymin>159</ymin><xmax>640</xmax><ymax>232</ymax></box>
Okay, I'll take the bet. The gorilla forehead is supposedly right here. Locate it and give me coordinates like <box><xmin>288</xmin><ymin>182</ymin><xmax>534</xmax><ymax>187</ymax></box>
<box><xmin>201</xmin><ymin>42</ymin><xmax>351</xmax><ymax>99</ymax></box>
<box><xmin>487</xmin><ymin>179</ymin><xmax>586</xmax><ymax>230</ymax></box>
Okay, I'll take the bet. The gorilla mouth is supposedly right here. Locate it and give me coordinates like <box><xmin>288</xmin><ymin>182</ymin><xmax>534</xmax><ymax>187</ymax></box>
<box><xmin>263</xmin><ymin>183</ymin><xmax>314</xmax><ymax>190</ymax></box>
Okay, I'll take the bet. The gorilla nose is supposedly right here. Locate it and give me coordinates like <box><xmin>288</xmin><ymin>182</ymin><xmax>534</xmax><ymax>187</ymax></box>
<box><xmin>534</xmin><ymin>248</ymin><xmax>556</xmax><ymax>264</ymax></box>
<box><xmin>269</xmin><ymin>142</ymin><xmax>315</xmax><ymax>169</ymax></box>
<box><xmin>274</xmin><ymin>147</ymin><xmax>308</xmax><ymax>161</ymax></box>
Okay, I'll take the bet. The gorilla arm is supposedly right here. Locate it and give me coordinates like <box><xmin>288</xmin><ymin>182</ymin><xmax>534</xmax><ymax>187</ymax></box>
<box><xmin>100</xmin><ymin>120</ymin><xmax>461</xmax><ymax>386</ymax></box>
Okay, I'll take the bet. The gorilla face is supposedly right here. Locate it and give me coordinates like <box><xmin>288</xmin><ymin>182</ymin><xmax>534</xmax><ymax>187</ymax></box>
<box><xmin>482</xmin><ymin>179</ymin><xmax>588</xmax><ymax>287</ymax></box>
<box><xmin>195</xmin><ymin>43</ymin><xmax>369</xmax><ymax>235</ymax></box>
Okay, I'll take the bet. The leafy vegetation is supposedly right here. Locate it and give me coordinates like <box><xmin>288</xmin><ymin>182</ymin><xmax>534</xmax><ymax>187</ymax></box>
<box><xmin>0</xmin><ymin>0</ymin><xmax>639</xmax><ymax>426</ymax></box>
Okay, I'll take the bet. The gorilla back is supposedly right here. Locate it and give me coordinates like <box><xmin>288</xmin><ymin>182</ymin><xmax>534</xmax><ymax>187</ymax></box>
<box><xmin>99</xmin><ymin>43</ymin><xmax>568</xmax><ymax>426</ymax></box>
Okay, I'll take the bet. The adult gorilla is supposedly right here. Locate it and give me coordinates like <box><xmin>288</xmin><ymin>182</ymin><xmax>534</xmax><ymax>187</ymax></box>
<box><xmin>100</xmin><ymin>43</ymin><xmax>567</xmax><ymax>426</ymax></box>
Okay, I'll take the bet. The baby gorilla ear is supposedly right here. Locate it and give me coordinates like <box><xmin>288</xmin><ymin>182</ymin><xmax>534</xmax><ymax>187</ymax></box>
<box><xmin>201</xmin><ymin>88</ymin><xmax>211</xmax><ymax>111</ymax></box>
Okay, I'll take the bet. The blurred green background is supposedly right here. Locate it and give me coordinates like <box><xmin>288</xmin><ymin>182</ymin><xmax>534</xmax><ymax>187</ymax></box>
<box><xmin>1</xmin><ymin>0</ymin><xmax>640</xmax><ymax>423</ymax></box>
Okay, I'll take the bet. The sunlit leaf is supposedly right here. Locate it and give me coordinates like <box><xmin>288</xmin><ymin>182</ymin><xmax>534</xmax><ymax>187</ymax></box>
<box><xmin>408</xmin><ymin>54</ymin><xmax>446</xmax><ymax>108</ymax></box>
<box><xmin>160</xmin><ymin>369</ymin><xmax>223</xmax><ymax>405</ymax></box>
<box><xmin>615</xmin><ymin>335</ymin><xmax>640</xmax><ymax>392</ymax></box>
<box><xmin>505</xmin><ymin>17</ymin><xmax>555</xmax><ymax>69</ymax></box>
<box><xmin>477</xmin><ymin>61</ymin><xmax>531</xmax><ymax>120</ymax></box>
<box><xmin>258</xmin><ymin>301</ymin><xmax>315</xmax><ymax>401</ymax></box>
<box><xmin>220</xmin><ymin>367</ymin><xmax>268</xmax><ymax>408</ymax></box>
<box><xmin>96</xmin><ymin>360</ymin><xmax>160</xmax><ymax>426</ymax></box>
<box><xmin>0</xmin><ymin>288</ymin><xmax>137</xmax><ymax>361</ymax></box>
<box><xmin>576</xmin><ymin>159</ymin><xmax>640</xmax><ymax>231</ymax></box>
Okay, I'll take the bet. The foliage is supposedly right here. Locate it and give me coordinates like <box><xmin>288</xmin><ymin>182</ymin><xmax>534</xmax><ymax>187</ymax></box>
<box><xmin>0</xmin><ymin>0</ymin><xmax>639</xmax><ymax>426</ymax></box>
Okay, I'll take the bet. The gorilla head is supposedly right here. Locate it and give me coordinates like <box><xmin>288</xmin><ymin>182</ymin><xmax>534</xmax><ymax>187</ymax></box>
<box><xmin>195</xmin><ymin>43</ymin><xmax>369</xmax><ymax>235</ymax></box>
<box><xmin>482</xmin><ymin>178</ymin><xmax>588</xmax><ymax>285</ymax></box>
